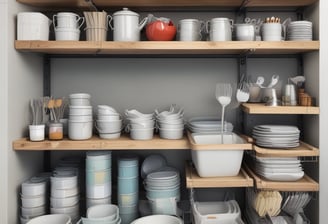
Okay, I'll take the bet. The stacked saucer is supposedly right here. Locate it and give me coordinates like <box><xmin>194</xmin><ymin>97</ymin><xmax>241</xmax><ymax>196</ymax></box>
<box><xmin>187</xmin><ymin>117</ymin><xmax>234</xmax><ymax>133</ymax></box>
<box><xmin>144</xmin><ymin>170</ymin><xmax>180</xmax><ymax>215</ymax></box>
<box><xmin>287</xmin><ymin>21</ymin><xmax>313</xmax><ymax>41</ymax></box>
<box><xmin>252</xmin><ymin>125</ymin><xmax>300</xmax><ymax>148</ymax></box>
<box><xmin>50</xmin><ymin>169</ymin><xmax>80</xmax><ymax>223</ymax></box>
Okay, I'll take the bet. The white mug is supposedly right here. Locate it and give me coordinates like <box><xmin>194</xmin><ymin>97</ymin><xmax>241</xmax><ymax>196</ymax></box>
<box><xmin>53</xmin><ymin>12</ymin><xmax>85</xmax><ymax>29</ymax></box>
<box><xmin>206</xmin><ymin>17</ymin><xmax>233</xmax><ymax>41</ymax></box>
<box><xmin>234</xmin><ymin>23</ymin><xmax>255</xmax><ymax>41</ymax></box>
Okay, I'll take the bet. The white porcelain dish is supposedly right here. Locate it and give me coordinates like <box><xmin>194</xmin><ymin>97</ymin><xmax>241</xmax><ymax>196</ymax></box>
<box><xmin>131</xmin><ymin>215</ymin><xmax>183</xmax><ymax>224</ymax></box>
<box><xmin>26</xmin><ymin>214</ymin><xmax>72</xmax><ymax>224</ymax></box>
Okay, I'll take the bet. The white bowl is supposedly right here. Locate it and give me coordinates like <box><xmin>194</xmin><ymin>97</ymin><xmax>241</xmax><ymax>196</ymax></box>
<box><xmin>96</xmin><ymin>120</ymin><xmax>122</xmax><ymax>133</ymax></box>
<box><xmin>51</xmin><ymin>187</ymin><xmax>79</xmax><ymax>198</ymax></box>
<box><xmin>26</xmin><ymin>214</ymin><xmax>71</xmax><ymax>224</ymax></box>
<box><xmin>130</xmin><ymin>128</ymin><xmax>154</xmax><ymax>140</ymax></box>
<box><xmin>86</xmin><ymin>197</ymin><xmax>111</xmax><ymax>209</ymax></box>
<box><xmin>68</xmin><ymin>120</ymin><xmax>93</xmax><ymax>140</ymax></box>
<box><xmin>69</xmin><ymin>106</ymin><xmax>93</xmax><ymax>116</ymax></box>
<box><xmin>69</xmin><ymin>93</ymin><xmax>91</xmax><ymax>106</ymax></box>
<box><xmin>21</xmin><ymin>205</ymin><xmax>46</xmax><ymax>218</ymax></box>
<box><xmin>97</xmin><ymin>114</ymin><xmax>121</xmax><ymax>121</ymax></box>
<box><xmin>55</xmin><ymin>28</ymin><xmax>80</xmax><ymax>41</ymax></box>
<box><xmin>69</xmin><ymin>115</ymin><xmax>93</xmax><ymax>122</ymax></box>
<box><xmin>21</xmin><ymin>195</ymin><xmax>46</xmax><ymax>208</ymax></box>
<box><xmin>158</xmin><ymin>123</ymin><xmax>184</xmax><ymax>129</ymax></box>
<box><xmin>131</xmin><ymin>215</ymin><xmax>183</xmax><ymax>224</ymax></box>
<box><xmin>51</xmin><ymin>195</ymin><xmax>80</xmax><ymax>208</ymax></box>
<box><xmin>159</xmin><ymin>128</ymin><xmax>184</xmax><ymax>140</ymax></box>
<box><xmin>51</xmin><ymin>175</ymin><xmax>78</xmax><ymax>189</ymax></box>
<box><xmin>86</xmin><ymin>151</ymin><xmax>111</xmax><ymax>160</ymax></box>
<box><xmin>50</xmin><ymin>203</ymin><xmax>79</xmax><ymax>215</ymax></box>
<box><xmin>21</xmin><ymin>180</ymin><xmax>47</xmax><ymax>197</ymax></box>
<box><xmin>99</xmin><ymin>132</ymin><xmax>121</xmax><ymax>139</ymax></box>
<box><xmin>87</xmin><ymin>204</ymin><xmax>119</xmax><ymax>221</ymax></box>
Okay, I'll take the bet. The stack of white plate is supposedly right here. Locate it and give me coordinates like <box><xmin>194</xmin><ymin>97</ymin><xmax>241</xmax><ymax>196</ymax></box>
<box><xmin>20</xmin><ymin>178</ymin><xmax>48</xmax><ymax>224</ymax></box>
<box><xmin>144</xmin><ymin>170</ymin><xmax>180</xmax><ymax>216</ymax></box>
<box><xmin>253</xmin><ymin>155</ymin><xmax>304</xmax><ymax>181</ymax></box>
<box><xmin>96</xmin><ymin>105</ymin><xmax>123</xmax><ymax>139</ymax></box>
<box><xmin>192</xmin><ymin>200</ymin><xmax>244</xmax><ymax>224</ymax></box>
<box><xmin>85</xmin><ymin>151</ymin><xmax>112</xmax><ymax>208</ymax></box>
<box><xmin>187</xmin><ymin>117</ymin><xmax>234</xmax><ymax>133</ymax></box>
<box><xmin>155</xmin><ymin>105</ymin><xmax>185</xmax><ymax>140</ymax></box>
<box><xmin>287</xmin><ymin>21</ymin><xmax>313</xmax><ymax>41</ymax></box>
<box><xmin>252</xmin><ymin>125</ymin><xmax>300</xmax><ymax>148</ymax></box>
<box><xmin>50</xmin><ymin>170</ymin><xmax>80</xmax><ymax>223</ymax></box>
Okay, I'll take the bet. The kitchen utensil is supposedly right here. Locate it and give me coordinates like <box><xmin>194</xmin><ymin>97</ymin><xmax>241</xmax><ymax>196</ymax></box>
<box><xmin>236</xmin><ymin>74</ymin><xmax>250</xmax><ymax>102</ymax></box>
<box><xmin>267</xmin><ymin>74</ymin><xmax>280</xmax><ymax>88</ymax></box>
<box><xmin>110</xmin><ymin>8</ymin><xmax>148</xmax><ymax>41</ymax></box>
<box><xmin>215</xmin><ymin>83</ymin><xmax>232</xmax><ymax>135</ymax></box>
<box><xmin>255</xmin><ymin>76</ymin><xmax>265</xmax><ymax>88</ymax></box>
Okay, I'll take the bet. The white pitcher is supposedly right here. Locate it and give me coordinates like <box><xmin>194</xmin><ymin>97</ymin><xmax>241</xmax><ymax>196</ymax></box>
<box><xmin>110</xmin><ymin>8</ymin><xmax>148</xmax><ymax>41</ymax></box>
<box><xmin>206</xmin><ymin>17</ymin><xmax>233</xmax><ymax>41</ymax></box>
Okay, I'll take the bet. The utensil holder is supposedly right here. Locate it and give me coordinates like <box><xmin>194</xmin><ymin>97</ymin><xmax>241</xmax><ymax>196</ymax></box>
<box><xmin>85</xmin><ymin>27</ymin><xmax>108</xmax><ymax>41</ymax></box>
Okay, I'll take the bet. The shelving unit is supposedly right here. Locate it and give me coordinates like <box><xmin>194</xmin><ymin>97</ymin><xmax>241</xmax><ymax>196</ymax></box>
<box><xmin>13</xmin><ymin>135</ymin><xmax>190</xmax><ymax>150</ymax></box>
<box><xmin>242</xmin><ymin>103</ymin><xmax>320</xmax><ymax>115</ymax></box>
<box><xmin>15</xmin><ymin>40</ymin><xmax>320</xmax><ymax>55</ymax></box>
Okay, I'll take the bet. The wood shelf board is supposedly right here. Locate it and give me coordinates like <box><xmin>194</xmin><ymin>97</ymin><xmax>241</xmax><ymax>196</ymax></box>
<box><xmin>186</xmin><ymin>163</ymin><xmax>254</xmax><ymax>188</ymax></box>
<box><xmin>13</xmin><ymin>135</ymin><xmax>190</xmax><ymax>151</ymax></box>
<box><xmin>17</xmin><ymin>0</ymin><xmax>317</xmax><ymax>8</ymax></box>
<box><xmin>242</xmin><ymin>103</ymin><xmax>320</xmax><ymax>115</ymax></box>
<box><xmin>244</xmin><ymin>165</ymin><xmax>319</xmax><ymax>192</ymax></box>
<box><xmin>187</xmin><ymin>131</ymin><xmax>253</xmax><ymax>151</ymax></box>
<box><xmin>15</xmin><ymin>41</ymin><xmax>320</xmax><ymax>55</ymax></box>
<box><xmin>254</xmin><ymin>141</ymin><xmax>319</xmax><ymax>157</ymax></box>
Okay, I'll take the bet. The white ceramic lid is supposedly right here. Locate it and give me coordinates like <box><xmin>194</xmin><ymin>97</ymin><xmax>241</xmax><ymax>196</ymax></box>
<box><xmin>113</xmin><ymin>8</ymin><xmax>139</xmax><ymax>17</ymax></box>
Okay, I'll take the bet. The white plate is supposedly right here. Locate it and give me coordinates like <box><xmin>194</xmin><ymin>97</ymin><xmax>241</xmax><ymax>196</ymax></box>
<box><xmin>257</xmin><ymin>170</ymin><xmax>304</xmax><ymax>181</ymax></box>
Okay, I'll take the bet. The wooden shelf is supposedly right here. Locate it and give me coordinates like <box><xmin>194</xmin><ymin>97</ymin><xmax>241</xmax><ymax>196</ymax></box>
<box><xmin>15</xmin><ymin>41</ymin><xmax>320</xmax><ymax>55</ymax></box>
<box><xmin>186</xmin><ymin>163</ymin><xmax>254</xmax><ymax>188</ymax></box>
<box><xmin>242</xmin><ymin>103</ymin><xmax>320</xmax><ymax>115</ymax></box>
<box><xmin>244</xmin><ymin>165</ymin><xmax>319</xmax><ymax>192</ymax></box>
<box><xmin>254</xmin><ymin>141</ymin><xmax>319</xmax><ymax>157</ymax></box>
<box><xmin>13</xmin><ymin>135</ymin><xmax>190</xmax><ymax>151</ymax></box>
<box><xmin>16</xmin><ymin>0</ymin><xmax>318</xmax><ymax>9</ymax></box>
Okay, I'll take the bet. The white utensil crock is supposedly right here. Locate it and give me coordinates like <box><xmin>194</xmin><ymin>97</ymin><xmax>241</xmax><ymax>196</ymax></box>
<box><xmin>206</xmin><ymin>17</ymin><xmax>233</xmax><ymax>41</ymax></box>
<box><xmin>110</xmin><ymin>8</ymin><xmax>148</xmax><ymax>41</ymax></box>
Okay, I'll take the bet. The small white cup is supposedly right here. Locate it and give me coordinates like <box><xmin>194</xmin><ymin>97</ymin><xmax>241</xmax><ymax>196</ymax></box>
<box><xmin>29</xmin><ymin>124</ymin><xmax>45</xmax><ymax>141</ymax></box>
<box><xmin>235</xmin><ymin>24</ymin><xmax>255</xmax><ymax>41</ymax></box>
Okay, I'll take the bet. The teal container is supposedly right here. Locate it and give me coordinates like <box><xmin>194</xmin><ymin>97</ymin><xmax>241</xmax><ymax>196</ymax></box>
<box><xmin>118</xmin><ymin>156</ymin><xmax>139</xmax><ymax>178</ymax></box>
<box><xmin>117</xmin><ymin>176</ymin><xmax>138</xmax><ymax>194</ymax></box>
<box><xmin>86</xmin><ymin>169</ymin><xmax>111</xmax><ymax>185</ymax></box>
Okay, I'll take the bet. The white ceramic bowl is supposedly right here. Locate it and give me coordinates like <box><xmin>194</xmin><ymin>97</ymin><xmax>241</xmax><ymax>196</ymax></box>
<box><xmin>86</xmin><ymin>196</ymin><xmax>111</xmax><ymax>209</ymax></box>
<box><xmin>55</xmin><ymin>27</ymin><xmax>80</xmax><ymax>41</ymax></box>
<box><xmin>69</xmin><ymin>93</ymin><xmax>91</xmax><ymax>106</ymax></box>
<box><xmin>68</xmin><ymin>120</ymin><xmax>93</xmax><ymax>140</ymax></box>
<box><xmin>99</xmin><ymin>132</ymin><xmax>121</xmax><ymax>139</ymax></box>
<box><xmin>21</xmin><ymin>180</ymin><xmax>47</xmax><ymax>197</ymax></box>
<box><xmin>97</xmin><ymin>114</ymin><xmax>121</xmax><ymax>121</ymax></box>
<box><xmin>26</xmin><ymin>214</ymin><xmax>71</xmax><ymax>224</ymax></box>
<box><xmin>158</xmin><ymin>123</ymin><xmax>184</xmax><ymax>129</ymax></box>
<box><xmin>51</xmin><ymin>175</ymin><xmax>78</xmax><ymax>189</ymax></box>
<box><xmin>51</xmin><ymin>187</ymin><xmax>79</xmax><ymax>198</ymax></box>
<box><xmin>131</xmin><ymin>215</ymin><xmax>183</xmax><ymax>224</ymax></box>
<box><xmin>86</xmin><ymin>151</ymin><xmax>112</xmax><ymax>160</ymax></box>
<box><xmin>21</xmin><ymin>205</ymin><xmax>46</xmax><ymax>218</ymax></box>
<box><xmin>96</xmin><ymin>120</ymin><xmax>122</xmax><ymax>133</ymax></box>
<box><xmin>51</xmin><ymin>195</ymin><xmax>79</xmax><ymax>208</ymax></box>
<box><xmin>87</xmin><ymin>204</ymin><xmax>119</xmax><ymax>221</ymax></box>
<box><xmin>159</xmin><ymin>128</ymin><xmax>184</xmax><ymax>140</ymax></box>
<box><xmin>69</xmin><ymin>106</ymin><xmax>93</xmax><ymax>116</ymax></box>
<box><xmin>50</xmin><ymin>203</ymin><xmax>79</xmax><ymax>215</ymax></box>
<box><xmin>21</xmin><ymin>195</ymin><xmax>46</xmax><ymax>208</ymax></box>
<box><xmin>130</xmin><ymin>128</ymin><xmax>154</xmax><ymax>140</ymax></box>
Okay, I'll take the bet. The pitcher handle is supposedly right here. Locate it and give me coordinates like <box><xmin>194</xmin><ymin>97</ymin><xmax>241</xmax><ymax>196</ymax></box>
<box><xmin>52</xmin><ymin>14</ymin><xmax>58</xmax><ymax>29</ymax></box>
<box><xmin>107</xmin><ymin>14</ymin><xmax>113</xmax><ymax>30</ymax></box>
<box><xmin>229</xmin><ymin>19</ymin><xmax>234</xmax><ymax>30</ymax></box>
<box><xmin>77</xmin><ymin>16</ymin><xmax>85</xmax><ymax>29</ymax></box>
<box><xmin>205</xmin><ymin>20</ymin><xmax>210</xmax><ymax>33</ymax></box>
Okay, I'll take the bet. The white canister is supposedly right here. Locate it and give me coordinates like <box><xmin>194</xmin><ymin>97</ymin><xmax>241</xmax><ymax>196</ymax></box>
<box><xmin>110</xmin><ymin>8</ymin><xmax>148</xmax><ymax>41</ymax></box>
<box><xmin>17</xmin><ymin>12</ymin><xmax>51</xmax><ymax>40</ymax></box>
<box><xmin>206</xmin><ymin>17</ymin><xmax>233</xmax><ymax>41</ymax></box>
<box><xmin>177</xmin><ymin>19</ymin><xmax>204</xmax><ymax>41</ymax></box>
<box><xmin>234</xmin><ymin>23</ymin><xmax>255</xmax><ymax>41</ymax></box>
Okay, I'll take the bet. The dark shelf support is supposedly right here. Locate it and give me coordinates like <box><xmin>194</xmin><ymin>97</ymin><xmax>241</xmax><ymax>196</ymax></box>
<box><xmin>43</xmin><ymin>55</ymin><xmax>51</xmax><ymax>172</ymax></box>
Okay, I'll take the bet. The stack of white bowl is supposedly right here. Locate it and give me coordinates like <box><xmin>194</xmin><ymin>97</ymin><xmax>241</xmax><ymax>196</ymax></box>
<box><xmin>144</xmin><ymin>170</ymin><xmax>180</xmax><ymax>216</ymax></box>
<box><xmin>155</xmin><ymin>105</ymin><xmax>185</xmax><ymax>140</ymax></box>
<box><xmin>50</xmin><ymin>170</ymin><xmax>80</xmax><ymax>223</ymax></box>
<box><xmin>78</xmin><ymin>204</ymin><xmax>121</xmax><ymax>224</ymax></box>
<box><xmin>125</xmin><ymin>109</ymin><xmax>155</xmax><ymax>140</ymax></box>
<box><xmin>53</xmin><ymin>12</ymin><xmax>84</xmax><ymax>41</ymax></box>
<box><xmin>96</xmin><ymin>105</ymin><xmax>123</xmax><ymax>139</ymax></box>
<box><xmin>20</xmin><ymin>178</ymin><xmax>48</xmax><ymax>224</ymax></box>
<box><xmin>26</xmin><ymin>214</ymin><xmax>72</xmax><ymax>224</ymax></box>
<box><xmin>117</xmin><ymin>156</ymin><xmax>139</xmax><ymax>224</ymax></box>
<box><xmin>85</xmin><ymin>151</ymin><xmax>112</xmax><ymax>209</ymax></box>
<box><xmin>68</xmin><ymin>93</ymin><xmax>93</xmax><ymax>140</ymax></box>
